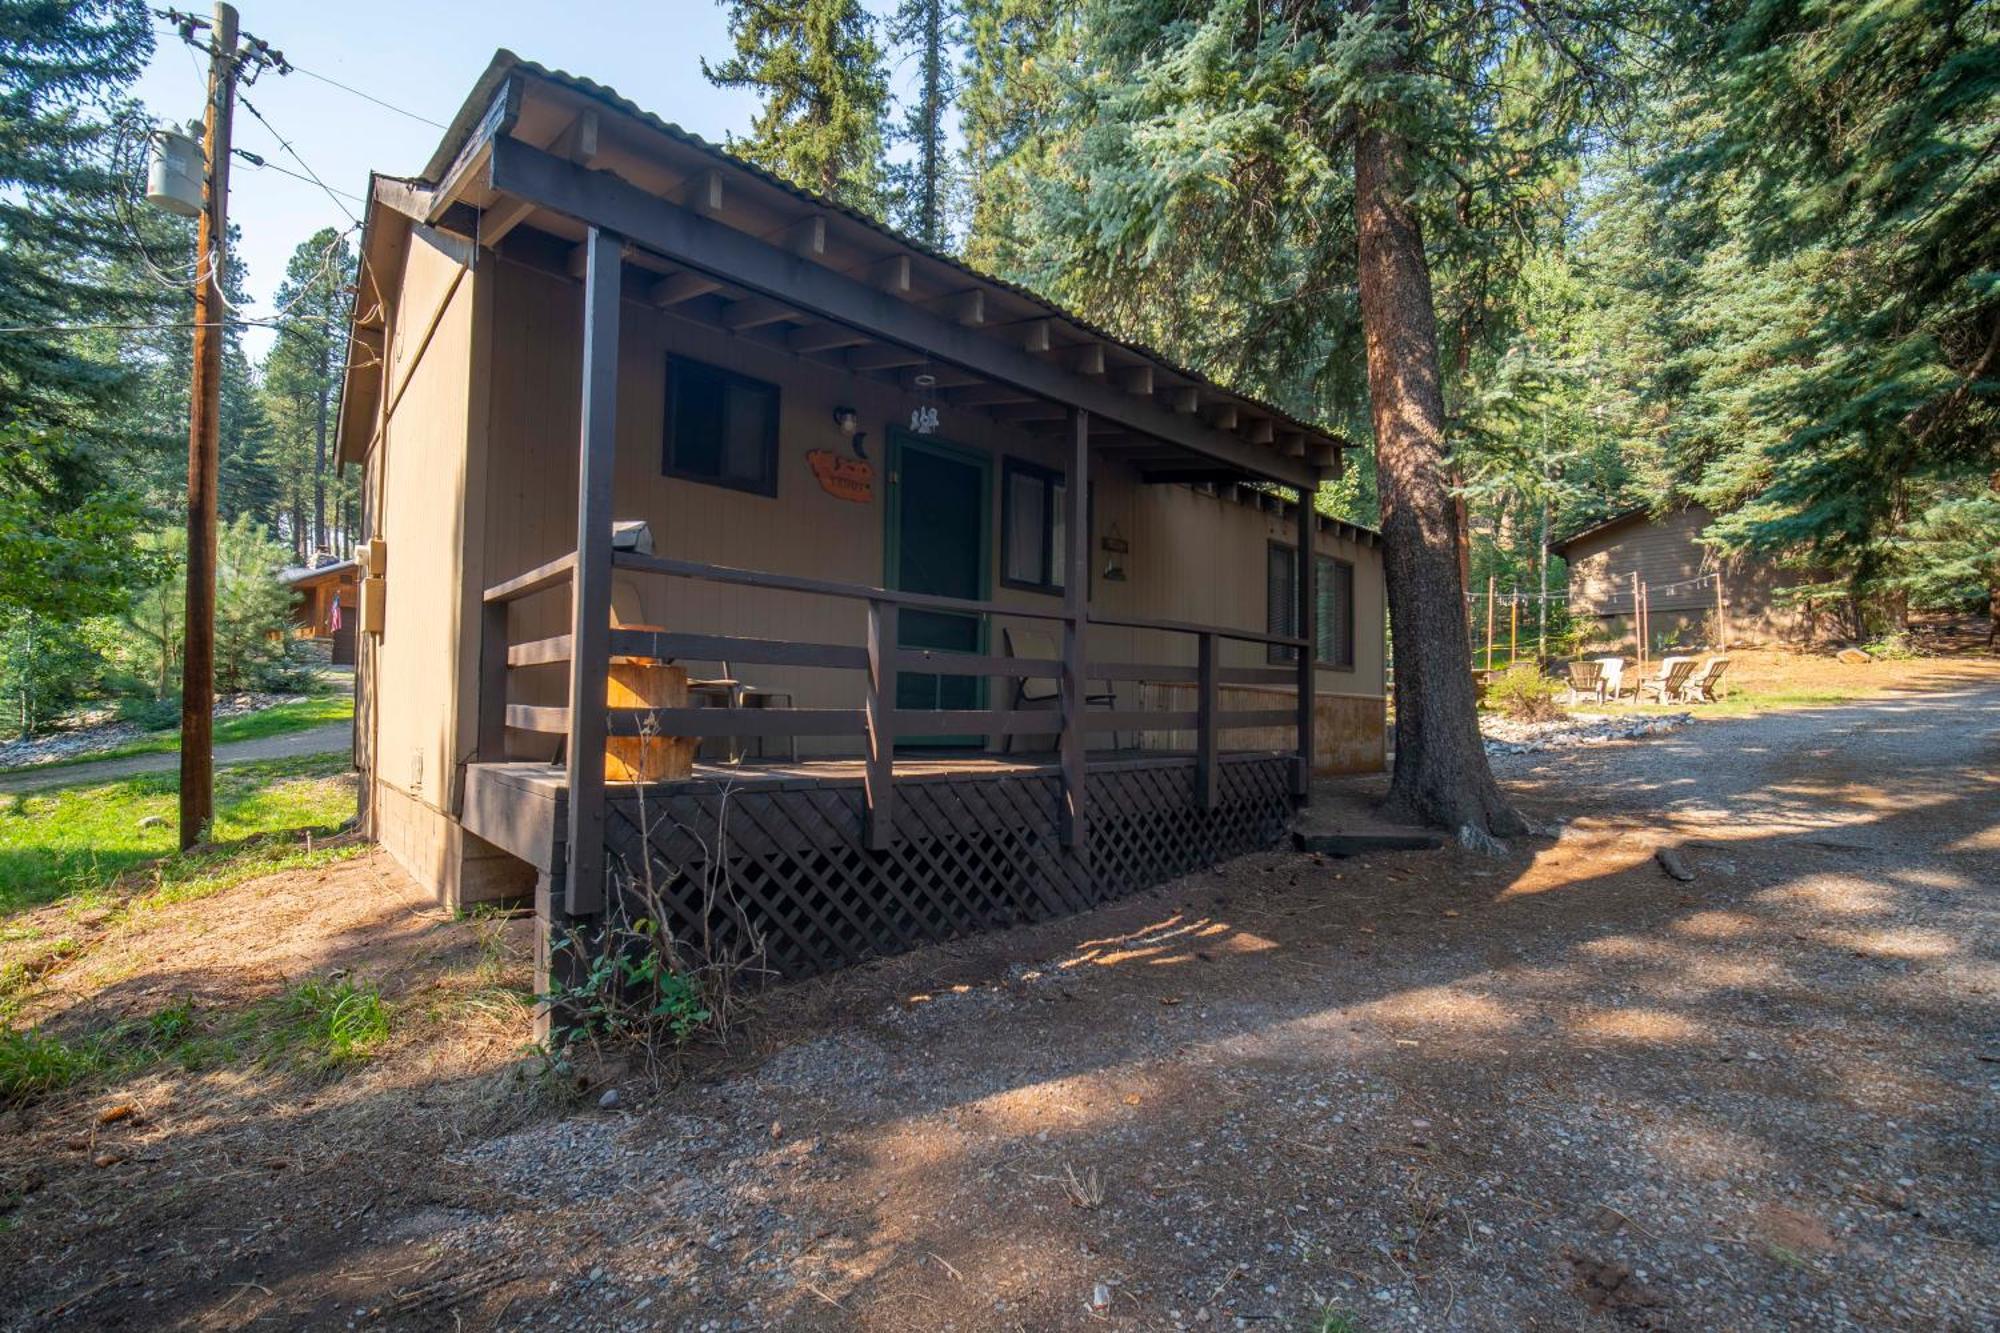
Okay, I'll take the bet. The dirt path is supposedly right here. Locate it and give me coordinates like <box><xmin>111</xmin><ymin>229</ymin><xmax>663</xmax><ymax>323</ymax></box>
<box><xmin>3</xmin><ymin>660</ymin><xmax>1995</xmax><ymax>1330</ymax></box>
<box><xmin>0</xmin><ymin>721</ymin><xmax>351</xmax><ymax>794</ymax></box>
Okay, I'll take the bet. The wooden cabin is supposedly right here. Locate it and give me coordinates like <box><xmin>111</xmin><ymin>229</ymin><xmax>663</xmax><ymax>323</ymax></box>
<box><xmin>332</xmin><ymin>54</ymin><xmax>1386</xmax><ymax>1005</ymax></box>
<box><xmin>279</xmin><ymin>560</ymin><xmax>359</xmax><ymax>665</ymax></box>
<box><xmin>1554</xmin><ymin>504</ymin><xmax>1815</xmax><ymax>651</ymax></box>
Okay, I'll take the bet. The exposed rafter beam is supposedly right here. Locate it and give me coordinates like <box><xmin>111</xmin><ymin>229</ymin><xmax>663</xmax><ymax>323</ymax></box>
<box><xmin>650</xmin><ymin>270</ymin><xmax>722</xmax><ymax>306</ymax></box>
<box><xmin>788</xmin><ymin>324</ymin><xmax>871</xmax><ymax>354</ymax></box>
<box><xmin>848</xmin><ymin>344</ymin><xmax>927</xmax><ymax>371</ymax></box>
<box><xmin>1072</xmin><ymin>343</ymin><xmax>1105</xmax><ymax>376</ymax></box>
<box><xmin>485</xmin><ymin>136</ymin><xmax>1321</xmax><ymax>486</ymax></box>
<box><xmin>681</xmin><ymin>168</ymin><xmax>724</xmax><ymax>217</ymax></box>
<box><xmin>1119</xmin><ymin>365</ymin><xmax>1153</xmax><ymax>397</ymax></box>
<box><xmin>1018</xmin><ymin>318</ymin><xmax>1052</xmax><ymax>353</ymax></box>
<box><xmin>1171</xmin><ymin>385</ymin><xmax>1200</xmax><ymax>414</ymax></box>
<box><xmin>987</xmin><ymin>401</ymin><xmax>1067</xmax><ymax>421</ymax></box>
<box><xmin>1246</xmin><ymin>418</ymin><xmax>1275</xmax><ymax>445</ymax></box>
<box><xmin>869</xmin><ymin>254</ymin><xmax>911</xmax><ymax>294</ymax></box>
<box><xmin>1208</xmin><ymin>404</ymin><xmax>1239</xmax><ymax>431</ymax></box>
<box><xmin>479</xmin><ymin>195</ymin><xmax>536</xmax><ymax>249</ymax></box>
<box><xmin>779</xmin><ymin>213</ymin><xmax>826</xmax><ymax>259</ymax></box>
<box><xmin>944</xmin><ymin>289</ymin><xmax>985</xmax><ymax>327</ymax></box>
<box><xmin>556</xmin><ymin>108</ymin><xmax>601</xmax><ymax>168</ymax></box>
<box><xmin>721</xmin><ymin>296</ymin><xmax>796</xmax><ymax>332</ymax></box>
<box><xmin>949</xmin><ymin>384</ymin><xmax>1036</xmax><ymax>406</ymax></box>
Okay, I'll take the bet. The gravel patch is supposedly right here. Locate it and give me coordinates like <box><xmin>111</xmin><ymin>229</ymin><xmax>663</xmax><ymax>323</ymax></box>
<box><xmin>1482</xmin><ymin>710</ymin><xmax>1691</xmax><ymax>754</ymax></box>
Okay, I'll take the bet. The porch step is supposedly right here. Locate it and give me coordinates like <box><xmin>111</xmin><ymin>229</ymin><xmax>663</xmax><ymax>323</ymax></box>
<box><xmin>1291</xmin><ymin>827</ymin><xmax>1446</xmax><ymax>857</ymax></box>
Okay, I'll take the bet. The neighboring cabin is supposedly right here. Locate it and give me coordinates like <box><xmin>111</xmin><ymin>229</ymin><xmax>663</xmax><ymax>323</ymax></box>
<box><xmin>330</xmin><ymin>53</ymin><xmax>1388</xmax><ymax>999</ymax></box>
<box><xmin>1554</xmin><ymin>504</ymin><xmax>1814</xmax><ymax>650</ymax></box>
<box><xmin>280</xmin><ymin>560</ymin><xmax>359</xmax><ymax>665</ymax></box>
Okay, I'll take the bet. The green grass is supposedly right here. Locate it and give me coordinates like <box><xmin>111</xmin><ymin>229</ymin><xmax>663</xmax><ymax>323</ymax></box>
<box><xmin>0</xmin><ymin>753</ymin><xmax>357</xmax><ymax>916</ymax></box>
<box><xmin>0</xmin><ymin>1025</ymin><xmax>109</xmax><ymax>1102</ymax></box>
<box><xmin>0</xmin><ymin>692</ymin><xmax>353</xmax><ymax>775</ymax></box>
<box><xmin>266</xmin><ymin>976</ymin><xmax>391</xmax><ymax>1069</ymax></box>
<box><xmin>1</xmin><ymin>972</ymin><xmax>394</xmax><ymax>1105</ymax></box>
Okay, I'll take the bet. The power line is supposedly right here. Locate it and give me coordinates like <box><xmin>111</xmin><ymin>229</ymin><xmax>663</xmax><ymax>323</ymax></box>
<box><xmin>235</xmin><ymin>91</ymin><xmax>358</xmax><ymax>225</ymax></box>
<box><xmin>232</xmin><ymin>147</ymin><xmax>366</xmax><ymax>203</ymax></box>
<box><xmin>288</xmin><ymin>61</ymin><xmax>447</xmax><ymax>128</ymax></box>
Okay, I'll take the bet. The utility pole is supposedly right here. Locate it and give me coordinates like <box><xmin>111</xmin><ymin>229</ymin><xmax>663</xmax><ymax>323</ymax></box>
<box><xmin>179</xmin><ymin>1</ymin><xmax>239</xmax><ymax>851</ymax></box>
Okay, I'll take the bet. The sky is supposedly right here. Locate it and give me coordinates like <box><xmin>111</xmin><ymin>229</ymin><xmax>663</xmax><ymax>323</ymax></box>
<box><xmin>131</xmin><ymin>1</ymin><xmax>916</xmax><ymax>355</ymax></box>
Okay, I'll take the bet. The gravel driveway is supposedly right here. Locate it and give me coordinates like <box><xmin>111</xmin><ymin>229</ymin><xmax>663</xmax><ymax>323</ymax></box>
<box><xmin>390</xmin><ymin>663</ymin><xmax>1990</xmax><ymax>1330</ymax></box>
<box><xmin>8</xmin><ymin>665</ymin><xmax>1994</xmax><ymax>1330</ymax></box>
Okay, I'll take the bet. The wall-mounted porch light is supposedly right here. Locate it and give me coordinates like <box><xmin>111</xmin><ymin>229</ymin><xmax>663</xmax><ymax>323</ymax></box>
<box><xmin>1101</xmin><ymin>524</ymin><xmax>1130</xmax><ymax>582</ymax></box>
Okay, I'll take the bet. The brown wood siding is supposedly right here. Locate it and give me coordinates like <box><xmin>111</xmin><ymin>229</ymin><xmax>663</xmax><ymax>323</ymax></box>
<box><xmin>475</xmin><ymin>255</ymin><xmax>1385</xmax><ymax>761</ymax></box>
<box><xmin>368</xmin><ymin>231</ymin><xmax>477</xmax><ymax>815</ymax></box>
<box><xmin>1563</xmin><ymin>505</ymin><xmax>1810</xmax><ymax>645</ymax></box>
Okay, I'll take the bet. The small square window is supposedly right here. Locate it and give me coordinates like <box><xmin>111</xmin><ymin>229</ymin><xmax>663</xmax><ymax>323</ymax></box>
<box><xmin>1270</xmin><ymin>544</ymin><xmax>1359</xmax><ymax>667</ymax></box>
<box><xmin>663</xmin><ymin>356</ymin><xmax>779</xmax><ymax>495</ymax></box>
<box><xmin>1001</xmin><ymin>458</ymin><xmax>1066</xmax><ymax>594</ymax></box>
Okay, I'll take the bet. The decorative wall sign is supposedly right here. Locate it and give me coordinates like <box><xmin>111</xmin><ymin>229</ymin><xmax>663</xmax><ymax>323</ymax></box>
<box><xmin>807</xmin><ymin>448</ymin><xmax>875</xmax><ymax>503</ymax></box>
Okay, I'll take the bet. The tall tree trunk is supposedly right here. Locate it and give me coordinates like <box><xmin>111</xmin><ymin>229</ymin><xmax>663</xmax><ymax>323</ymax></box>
<box><xmin>916</xmin><ymin>0</ymin><xmax>944</xmax><ymax>247</ymax></box>
<box><xmin>312</xmin><ymin>355</ymin><xmax>330</xmax><ymax>556</ymax></box>
<box><xmin>1356</xmin><ymin>109</ymin><xmax>1523</xmax><ymax>840</ymax></box>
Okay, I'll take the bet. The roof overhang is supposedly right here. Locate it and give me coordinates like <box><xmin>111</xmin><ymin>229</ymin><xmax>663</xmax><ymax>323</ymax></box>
<box><xmin>338</xmin><ymin>53</ymin><xmax>1352</xmax><ymax>490</ymax></box>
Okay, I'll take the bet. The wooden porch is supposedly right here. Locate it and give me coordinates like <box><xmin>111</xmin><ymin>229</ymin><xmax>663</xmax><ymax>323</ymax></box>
<box><xmin>422</xmin><ymin>71</ymin><xmax>1346</xmax><ymax>988</ymax></box>
<box><xmin>463</xmin><ymin>747</ymin><xmax>1296</xmax><ymax>980</ymax></box>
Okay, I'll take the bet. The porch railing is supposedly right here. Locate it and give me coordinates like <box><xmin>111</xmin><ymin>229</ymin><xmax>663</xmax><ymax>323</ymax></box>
<box><xmin>479</xmin><ymin>548</ymin><xmax>1308</xmax><ymax>912</ymax></box>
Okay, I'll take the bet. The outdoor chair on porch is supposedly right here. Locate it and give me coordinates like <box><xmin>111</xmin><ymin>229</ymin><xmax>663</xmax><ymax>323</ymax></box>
<box><xmin>1002</xmin><ymin>626</ymin><xmax>1119</xmax><ymax>752</ymax></box>
<box><xmin>610</xmin><ymin>581</ymin><xmax>796</xmax><ymax>762</ymax></box>
<box><xmin>682</xmin><ymin>664</ymin><xmax>797</xmax><ymax>763</ymax></box>
<box><xmin>1564</xmin><ymin>659</ymin><xmax>1608</xmax><ymax>704</ymax></box>
<box><xmin>1635</xmin><ymin>655</ymin><xmax>1699</xmax><ymax>705</ymax></box>
<box><xmin>1682</xmin><ymin>655</ymin><xmax>1730</xmax><ymax>703</ymax></box>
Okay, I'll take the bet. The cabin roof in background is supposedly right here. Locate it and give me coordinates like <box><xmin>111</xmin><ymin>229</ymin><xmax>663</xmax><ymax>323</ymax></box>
<box><xmin>1550</xmin><ymin>506</ymin><xmax>1662</xmax><ymax>558</ymax></box>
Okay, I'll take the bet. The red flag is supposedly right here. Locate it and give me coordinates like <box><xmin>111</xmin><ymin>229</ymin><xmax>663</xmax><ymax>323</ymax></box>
<box><xmin>329</xmin><ymin>596</ymin><xmax>343</xmax><ymax>633</ymax></box>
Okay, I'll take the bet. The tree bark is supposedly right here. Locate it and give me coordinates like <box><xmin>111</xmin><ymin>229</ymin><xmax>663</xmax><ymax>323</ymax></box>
<box><xmin>312</xmin><ymin>345</ymin><xmax>330</xmax><ymax>556</ymax></box>
<box><xmin>1355</xmin><ymin>107</ymin><xmax>1524</xmax><ymax>839</ymax></box>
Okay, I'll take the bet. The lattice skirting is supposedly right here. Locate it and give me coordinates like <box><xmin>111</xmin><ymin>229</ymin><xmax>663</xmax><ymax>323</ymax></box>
<box><xmin>550</xmin><ymin>756</ymin><xmax>1294</xmax><ymax>980</ymax></box>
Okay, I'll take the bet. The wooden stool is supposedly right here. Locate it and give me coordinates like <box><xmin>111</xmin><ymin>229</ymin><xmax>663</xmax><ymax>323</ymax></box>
<box><xmin>604</xmin><ymin>621</ymin><xmax>695</xmax><ymax>782</ymax></box>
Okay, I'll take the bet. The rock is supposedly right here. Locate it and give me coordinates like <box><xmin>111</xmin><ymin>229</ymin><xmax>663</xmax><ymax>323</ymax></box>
<box><xmin>1655</xmin><ymin>846</ymin><xmax>1696</xmax><ymax>881</ymax></box>
<box><xmin>598</xmin><ymin>1088</ymin><xmax>620</xmax><ymax>1109</ymax></box>
<box><xmin>1457</xmin><ymin>823</ymin><xmax>1508</xmax><ymax>856</ymax></box>
<box><xmin>95</xmin><ymin>1103</ymin><xmax>136</xmax><ymax>1125</ymax></box>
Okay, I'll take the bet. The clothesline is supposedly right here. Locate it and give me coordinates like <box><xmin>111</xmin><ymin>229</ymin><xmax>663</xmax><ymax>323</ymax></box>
<box><xmin>1464</xmin><ymin>571</ymin><xmax>1722</xmax><ymax>605</ymax></box>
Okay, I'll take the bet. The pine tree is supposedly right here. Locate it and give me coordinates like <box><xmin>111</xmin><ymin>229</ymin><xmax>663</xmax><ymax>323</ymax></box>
<box><xmin>0</xmin><ymin>0</ymin><xmax>152</xmax><ymax>498</ymax></box>
<box><xmin>886</xmin><ymin>0</ymin><xmax>961</xmax><ymax>248</ymax></box>
<box><xmin>1639</xmin><ymin>0</ymin><xmax>1999</xmax><ymax>626</ymax></box>
<box><xmin>703</xmin><ymin>0</ymin><xmax>890</xmax><ymax>210</ymax></box>
<box><xmin>961</xmin><ymin>0</ymin><xmax>1645</xmax><ymax>838</ymax></box>
<box><xmin>261</xmin><ymin>227</ymin><xmax>355</xmax><ymax>559</ymax></box>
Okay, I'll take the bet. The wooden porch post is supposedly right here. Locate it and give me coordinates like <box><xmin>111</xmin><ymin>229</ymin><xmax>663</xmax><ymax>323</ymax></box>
<box><xmin>565</xmin><ymin>227</ymin><xmax>621</xmax><ymax>915</ymax></box>
<box><xmin>1060</xmin><ymin>408</ymin><xmax>1089</xmax><ymax>847</ymax></box>
<box><xmin>1295</xmin><ymin>490</ymin><xmax>1316</xmax><ymax>803</ymax></box>
<box><xmin>864</xmin><ymin>598</ymin><xmax>897</xmax><ymax>849</ymax></box>
<box><xmin>1195</xmin><ymin>630</ymin><xmax>1219</xmax><ymax>812</ymax></box>
<box><xmin>476</xmin><ymin>598</ymin><xmax>508</xmax><ymax>761</ymax></box>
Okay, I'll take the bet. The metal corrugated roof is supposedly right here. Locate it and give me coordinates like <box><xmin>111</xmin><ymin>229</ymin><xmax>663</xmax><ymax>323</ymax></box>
<box><xmin>417</xmin><ymin>50</ymin><xmax>1351</xmax><ymax>459</ymax></box>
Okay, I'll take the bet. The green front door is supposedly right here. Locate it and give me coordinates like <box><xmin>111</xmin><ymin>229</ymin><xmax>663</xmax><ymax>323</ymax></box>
<box><xmin>885</xmin><ymin>429</ymin><xmax>990</xmax><ymax>745</ymax></box>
